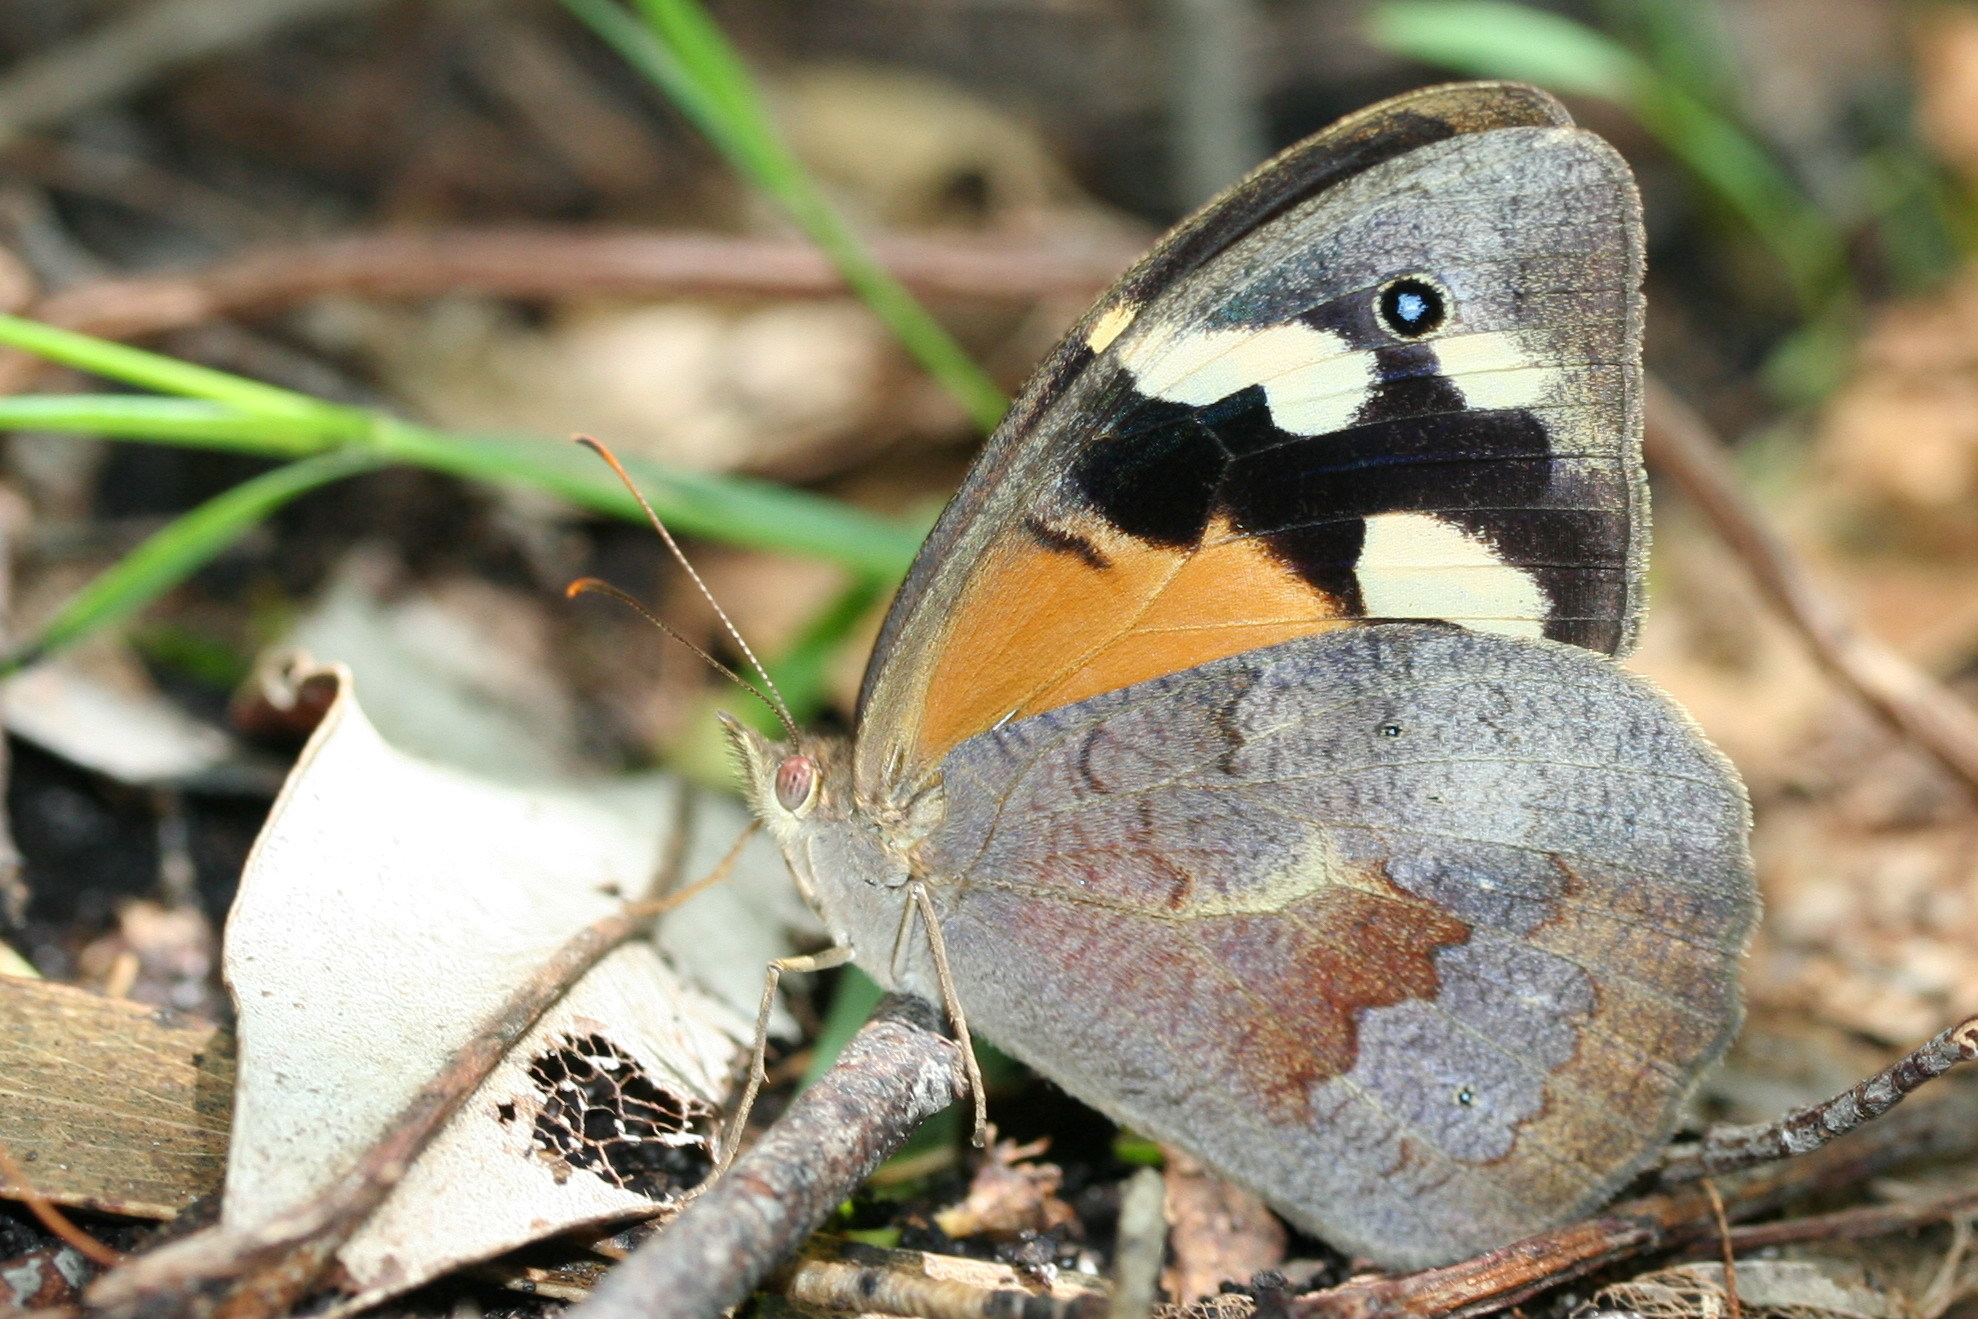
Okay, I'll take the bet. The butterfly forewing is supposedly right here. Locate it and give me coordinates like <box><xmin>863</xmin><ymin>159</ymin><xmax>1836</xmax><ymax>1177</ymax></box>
<box><xmin>857</xmin><ymin>84</ymin><xmax>1644</xmax><ymax>793</ymax></box>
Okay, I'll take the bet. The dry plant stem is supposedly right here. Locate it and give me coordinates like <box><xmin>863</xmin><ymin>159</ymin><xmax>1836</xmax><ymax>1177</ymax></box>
<box><xmin>571</xmin><ymin>993</ymin><xmax>967</xmax><ymax>1319</ymax></box>
<box><xmin>82</xmin><ymin>895</ymin><xmax>674</xmax><ymax>1319</ymax></box>
<box><xmin>1290</xmin><ymin>1089</ymin><xmax>1978</xmax><ymax>1319</ymax></box>
<box><xmin>1712</xmin><ymin>1184</ymin><xmax>1978</xmax><ymax>1251</ymax></box>
<box><xmin>1643</xmin><ymin>380</ymin><xmax>1978</xmax><ymax>796</ymax></box>
<box><xmin>0</xmin><ymin>1141</ymin><xmax>123</xmax><ymax>1267</ymax></box>
<box><xmin>9</xmin><ymin>226</ymin><xmax>1135</xmax><ymax>350</ymax></box>
<box><xmin>1702</xmin><ymin>1181</ymin><xmax>1742</xmax><ymax>1319</ymax></box>
<box><xmin>1661</xmin><ymin>1015</ymin><xmax>1978</xmax><ymax>1183</ymax></box>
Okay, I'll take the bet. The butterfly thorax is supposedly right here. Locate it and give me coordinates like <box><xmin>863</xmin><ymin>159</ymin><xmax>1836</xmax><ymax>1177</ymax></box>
<box><xmin>724</xmin><ymin>715</ymin><xmax>942</xmax><ymax>999</ymax></box>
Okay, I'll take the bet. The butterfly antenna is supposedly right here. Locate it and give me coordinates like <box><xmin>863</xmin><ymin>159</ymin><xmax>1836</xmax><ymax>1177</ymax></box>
<box><xmin>567</xmin><ymin>578</ymin><xmax>800</xmax><ymax>741</ymax></box>
<box><xmin>573</xmin><ymin>436</ymin><xmax>800</xmax><ymax>741</ymax></box>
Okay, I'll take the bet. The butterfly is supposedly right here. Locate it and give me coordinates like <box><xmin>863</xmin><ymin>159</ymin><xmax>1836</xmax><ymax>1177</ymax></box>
<box><xmin>726</xmin><ymin>80</ymin><xmax>1755</xmax><ymax>1268</ymax></box>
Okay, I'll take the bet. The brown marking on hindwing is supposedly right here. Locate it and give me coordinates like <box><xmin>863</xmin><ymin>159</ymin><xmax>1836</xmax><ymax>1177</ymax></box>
<box><xmin>965</xmin><ymin>861</ymin><xmax>1471</xmax><ymax>1127</ymax></box>
<box><xmin>908</xmin><ymin>514</ymin><xmax>1353</xmax><ymax>772</ymax></box>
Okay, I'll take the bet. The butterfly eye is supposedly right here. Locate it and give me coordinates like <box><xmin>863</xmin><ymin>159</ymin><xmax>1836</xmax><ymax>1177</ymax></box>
<box><xmin>1377</xmin><ymin>277</ymin><xmax>1448</xmax><ymax>338</ymax></box>
<box><xmin>774</xmin><ymin>755</ymin><xmax>817</xmax><ymax>812</ymax></box>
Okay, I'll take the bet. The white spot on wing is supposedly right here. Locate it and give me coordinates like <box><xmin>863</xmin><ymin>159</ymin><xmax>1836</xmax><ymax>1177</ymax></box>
<box><xmin>1357</xmin><ymin>512</ymin><xmax>1545</xmax><ymax>638</ymax></box>
<box><xmin>1433</xmin><ymin>331</ymin><xmax>1556</xmax><ymax>412</ymax></box>
<box><xmin>1116</xmin><ymin>321</ymin><xmax>1377</xmax><ymax>436</ymax></box>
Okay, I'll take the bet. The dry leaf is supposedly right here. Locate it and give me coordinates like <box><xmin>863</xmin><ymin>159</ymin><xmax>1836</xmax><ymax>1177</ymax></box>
<box><xmin>1161</xmin><ymin>1148</ymin><xmax>1286</xmax><ymax>1307</ymax></box>
<box><xmin>278</xmin><ymin>549</ymin><xmax>590</xmax><ymax>781</ymax></box>
<box><xmin>2</xmin><ymin>658</ymin><xmax>268</xmax><ymax>789</ymax></box>
<box><xmin>219</xmin><ymin>662</ymin><xmax>781</xmax><ymax>1311</ymax></box>
<box><xmin>933</xmin><ymin>1137</ymin><xmax>1076</xmax><ymax>1241</ymax></box>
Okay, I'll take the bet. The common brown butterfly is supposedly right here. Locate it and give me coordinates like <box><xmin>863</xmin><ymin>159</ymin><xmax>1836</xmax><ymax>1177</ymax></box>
<box><xmin>727</xmin><ymin>81</ymin><xmax>1754</xmax><ymax>1268</ymax></box>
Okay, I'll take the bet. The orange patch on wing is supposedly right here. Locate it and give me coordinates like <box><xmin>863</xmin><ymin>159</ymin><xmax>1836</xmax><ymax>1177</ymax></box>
<box><xmin>910</xmin><ymin>516</ymin><xmax>1352</xmax><ymax>769</ymax></box>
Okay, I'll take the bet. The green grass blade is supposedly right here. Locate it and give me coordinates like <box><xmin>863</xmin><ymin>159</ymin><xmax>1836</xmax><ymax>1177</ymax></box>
<box><xmin>0</xmin><ymin>395</ymin><xmax>351</xmax><ymax>455</ymax></box>
<box><xmin>4</xmin><ymin>449</ymin><xmax>386</xmax><ymax>674</ymax></box>
<box><xmin>1631</xmin><ymin>80</ymin><xmax>1848</xmax><ymax>307</ymax></box>
<box><xmin>1367</xmin><ymin>0</ymin><xmax>1649</xmax><ymax>98</ymax></box>
<box><xmin>565</xmin><ymin>0</ymin><xmax>1010</xmax><ymax>431</ymax></box>
<box><xmin>0</xmin><ymin>316</ymin><xmax>925</xmax><ymax>656</ymax></box>
<box><xmin>0</xmin><ymin>314</ymin><xmax>328</xmax><ymax>415</ymax></box>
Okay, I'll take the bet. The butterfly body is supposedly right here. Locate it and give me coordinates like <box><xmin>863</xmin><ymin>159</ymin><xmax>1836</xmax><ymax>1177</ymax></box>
<box><xmin>731</xmin><ymin>81</ymin><xmax>1755</xmax><ymax>1269</ymax></box>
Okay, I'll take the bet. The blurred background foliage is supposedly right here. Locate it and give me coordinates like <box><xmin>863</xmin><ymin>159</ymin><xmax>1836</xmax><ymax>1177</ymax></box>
<box><xmin>3</xmin><ymin>0</ymin><xmax>1978</xmax><ymax>1195</ymax></box>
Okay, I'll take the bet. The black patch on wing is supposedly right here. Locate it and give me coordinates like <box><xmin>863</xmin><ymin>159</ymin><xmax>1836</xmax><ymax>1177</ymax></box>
<box><xmin>1070</xmin><ymin>396</ymin><xmax>1221</xmax><ymax>548</ymax></box>
<box><xmin>1023</xmin><ymin>515</ymin><xmax>1111</xmax><ymax>568</ymax></box>
<box><xmin>1060</xmin><ymin>344</ymin><xmax>1630</xmax><ymax>653</ymax></box>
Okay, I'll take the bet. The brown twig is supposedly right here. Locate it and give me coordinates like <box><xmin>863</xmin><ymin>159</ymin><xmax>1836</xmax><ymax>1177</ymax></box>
<box><xmin>1702</xmin><ymin>1180</ymin><xmax>1742</xmax><ymax>1319</ymax></box>
<box><xmin>82</xmin><ymin>893</ymin><xmax>677</xmax><ymax>1319</ymax></box>
<box><xmin>0</xmin><ymin>227</ymin><xmax>1136</xmax><ymax>390</ymax></box>
<box><xmin>568</xmin><ymin>993</ymin><xmax>967</xmax><ymax>1319</ymax></box>
<box><xmin>1289</xmin><ymin>1086</ymin><xmax>1978</xmax><ymax>1319</ymax></box>
<box><xmin>1713</xmin><ymin>1184</ymin><xmax>1978</xmax><ymax>1251</ymax></box>
<box><xmin>1643</xmin><ymin>379</ymin><xmax>1978</xmax><ymax>796</ymax></box>
<box><xmin>1660</xmin><ymin>1015</ymin><xmax>1978</xmax><ymax>1183</ymax></box>
<box><xmin>0</xmin><ymin>1140</ymin><xmax>123</xmax><ymax>1267</ymax></box>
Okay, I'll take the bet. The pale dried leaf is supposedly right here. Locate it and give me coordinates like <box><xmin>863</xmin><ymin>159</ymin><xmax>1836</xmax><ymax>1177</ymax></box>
<box><xmin>2</xmin><ymin>659</ymin><xmax>261</xmax><ymax>788</ymax></box>
<box><xmin>220</xmin><ymin>664</ymin><xmax>776</xmax><ymax>1310</ymax></box>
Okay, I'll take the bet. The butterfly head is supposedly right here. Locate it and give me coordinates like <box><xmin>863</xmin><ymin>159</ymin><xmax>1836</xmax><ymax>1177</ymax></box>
<box><xmin>721</xmin><ymin>714</ymin><xmax>912</xmax><ymax>950</ymax></box>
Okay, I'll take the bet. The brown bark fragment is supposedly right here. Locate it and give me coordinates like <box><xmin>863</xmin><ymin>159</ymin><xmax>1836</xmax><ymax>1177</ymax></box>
<box><xmin>0</xmin><ymin>976</ymin><xmax>232</xmax><ymax>1220</ymax></box>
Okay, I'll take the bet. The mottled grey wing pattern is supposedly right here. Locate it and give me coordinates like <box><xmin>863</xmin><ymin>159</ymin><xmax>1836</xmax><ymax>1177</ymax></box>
<box><xmin>916</xmin><ymin>624</ymin><xmax>1753</xmax><ymax>1267</ymax></box>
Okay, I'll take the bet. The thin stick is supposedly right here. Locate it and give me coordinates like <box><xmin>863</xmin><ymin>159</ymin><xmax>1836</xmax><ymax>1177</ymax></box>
<box><xmin>571</xmin><ymin>437</ymin><xmax>799</xmax><ymax>740</ymax></box>
<box><xmin>773</xmin><ymin>1242</ymin><xmax>1109</xmax><ymax>1319</ymax></box>
<box><xmin>1703</xmin><ymin>1180</ymin><xmax>1742</xmax><ymax>1319</ymax></box>
<box><xmin>1660</xmin><ymin>1014</ymin><xmax>1978</xmax><ymax>1183</ymax></box>
<box><xmin>1643</xmin><ymin>379</ymin><xmax>1978</xmax><ymax>796</ymax></box>
<box><xmin>12</xmin><ymin>228</ymin><xmax>1132</xmax><ymax>346</ymax></box>
<box><xmin>1710</xmin><ymin>1185</ymin><xmax>1978</xmax><ymax>1251</ymax></box>
<box><xmin>0</xmin><ymin>1140</ymin><xmax>123</xmax><ymax>1267</ymax></box>
<box><xmin>570</xmin><ymin>993</ymin><xmax>966</xmax><ymax>1319</ymax></box>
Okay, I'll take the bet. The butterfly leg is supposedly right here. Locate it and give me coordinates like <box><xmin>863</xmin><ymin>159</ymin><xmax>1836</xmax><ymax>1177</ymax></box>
<box><xmin>905</xmin><ymin>881</ymin><xmax>989</xmax><ymax>1148</ymax></box>
<box><xmin>717</xmin><ymin>942</ymin><xmax>855</xmax><ymax>1172</ymax></box>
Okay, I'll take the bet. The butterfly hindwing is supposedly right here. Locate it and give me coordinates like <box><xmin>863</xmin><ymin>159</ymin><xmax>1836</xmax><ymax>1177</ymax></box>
<box><xmin>916</xmin><ymin>625</ymin><xmax>1753</xmax><ymax>1267</ymax></box>
<box><xmin>857</xmin><ymin>83</ymin><xmax>1644</xmax><ymax>792</ymax></box>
